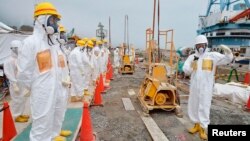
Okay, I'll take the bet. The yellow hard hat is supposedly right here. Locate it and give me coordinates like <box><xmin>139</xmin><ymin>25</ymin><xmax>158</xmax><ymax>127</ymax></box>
<box><xmin>34</xmin><ymin>2</ymin><xmax>61</xmax><ymax>19</ymax></box>
<box><xmin>96</xmin><ymin>40</ymin><xmax>103</xmax><ymax>45</ymax></box>
<box><xmin>103</xmin><ymin>39</ymin><xmax>108</xmax><ymax>43</ymax></box>
<box><xmin>82</xmin><ymin>38</ymin><xmax>89</xmax><ymax>42</ymax></box>
<box><xmin>76</xmin><ymin>40</ymin><xmax>85</xmax><ymax>46</ymax></box>
<box><xmin>59</xmin><ymin>24</ymin><xmax>66</xmax><ymax>32</ymax></box>
<box><xmin>87</xmin><ymin>40</ymin><xmax>94</xmax><ymax>48</ymax></box>
<box><xmin>91</xmin><ymin>37</ymin><xmax>97</xmax><ymax>42</ymax></box>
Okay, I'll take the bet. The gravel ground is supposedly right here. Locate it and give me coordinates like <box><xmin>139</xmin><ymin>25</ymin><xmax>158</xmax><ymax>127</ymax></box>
<box><xmin>89</xmin><ymin>64</ymin><xmax>250</xmax><ymax>141</ymax></box>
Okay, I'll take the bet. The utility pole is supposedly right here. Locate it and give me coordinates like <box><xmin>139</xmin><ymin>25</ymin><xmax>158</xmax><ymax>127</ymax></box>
<box><xmin>96</xmin><ymin>22</ymin><xmax>107</xmax><ymax>41</ymax></box>
<box><xmin>109</xmin><ymin>16</ymin><xmax>112</xmax><ymax>49</ymax></box>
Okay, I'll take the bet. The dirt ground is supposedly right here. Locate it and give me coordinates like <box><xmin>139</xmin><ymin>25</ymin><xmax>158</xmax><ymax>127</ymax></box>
<box><xmin>1</xmin><ymin>63</ymin><xmax>249</xmax><ymax>141</ymax></box>
<box><xmin>90</xmin><ymin>64</ymin><xmax>250</xmax><ymax>141</ymax></box>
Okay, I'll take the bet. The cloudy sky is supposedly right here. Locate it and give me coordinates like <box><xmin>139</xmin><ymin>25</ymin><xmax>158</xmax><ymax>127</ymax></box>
<box><xmin>0</xmin><ymin>0</ymin><xmax>207</xmax><ymax>48</ymax></box>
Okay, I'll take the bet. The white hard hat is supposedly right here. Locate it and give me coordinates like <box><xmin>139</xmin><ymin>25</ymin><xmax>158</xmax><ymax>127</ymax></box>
<box><xmin>10</xmin><ymin>40</ymin><xmax>22</xmax><ymax>48</ymax></box>
<box><xmin>195</xmin><ymin>35</ymin><xmax>208</xmax><ymax>45</ymax></box>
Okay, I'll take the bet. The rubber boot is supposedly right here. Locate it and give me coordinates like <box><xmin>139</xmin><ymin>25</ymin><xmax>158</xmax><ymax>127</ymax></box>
<box><xmin>84</xmin><ymin>89</ymin><xmax>91</xmax><ymax>96</ymax></box>
<box><xmin>199</xmin><ymin>127</ymin><xmax>208</xmax><ymax>140</ymax></box>
<box><xmin>15</xmin><ymin>115</ymin><xmax>28</xmax><ymax>123</ymax></box>
<box><xmin>53</xmin><ymin>136</ymin><xmax>66</xmax><ymax>141</ymax></box>
<box><xmin>60</xmin><ymin>130</ymin><xmax>72</xmax><ymax>137</ymax></box>
<box><xmin>71</xmin><ymin>96</ymin><xmax>78</xmax><ymax>102</ymax></box>
<box><xmin>188</xmin><ymin>123</ymin><xmax>200</xmax><ymax>134</ymax></box>
<box><xmin>20</xmin><ymin>115</ymin><xmax>30</xmax><ymax>119</ymax></box>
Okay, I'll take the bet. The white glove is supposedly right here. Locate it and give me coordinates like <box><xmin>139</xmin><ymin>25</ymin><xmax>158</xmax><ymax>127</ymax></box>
<box><xmin>219</xmin><ymin>45</ymin><xmax>232</xmax><ymax>54</ymax></box>
<box><xmin>62</xmin><ymin>75</ymin><xmax>71</xmax><ymax>87</ymax></box>
<box><xmin>13</xmin><ymin>83</ymin><xmax>19</xmax><ymax>92</ymax></box>
<box><xmin>24</xmin><ymin>88</ymin><xmax>31</xmax><ymax>97</ymax></box>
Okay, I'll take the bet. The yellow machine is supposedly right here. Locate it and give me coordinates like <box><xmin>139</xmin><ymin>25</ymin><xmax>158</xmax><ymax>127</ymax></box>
<box><xmin>119</xmin><ymin>43</ymin><xmax>135</xmax><ymax>74</ymax></box>
<box><xmin>119</xmin><ymin>15</ymin><xmax>135</xmax><ymax>74</ymax></box>
<box><xmin>138</xmin><ymin>27</ymin><xmax>182</xmax><ymax>117</ymax></box>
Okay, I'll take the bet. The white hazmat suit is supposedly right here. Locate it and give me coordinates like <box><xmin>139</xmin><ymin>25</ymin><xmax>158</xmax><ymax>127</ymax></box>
<box><xmin>92</xmin><ymin>46</ymin><xmax>101</xmax><ymax>81</ymax></box>
<box><xmin>4</xmin><ymin>40</ymin><xmax>28</xmax><ymax>118</ymax></box>
<box><xmin>51</xmin><ymin>39</ymin><xmax>71</xmax><ymax>138</ymax></box>
<box><xmin>82</xmin><ymin>47</ymin><xmax>94</xmax><ymax>90</ymax></box>
<box><xmin>114</xmin><ymin>48</ymin><xmax>120</xmax><ymax>68</ymax></box>
<box><xmin>69</xmin><ymin>46</ymin><xmax>85</xmax><ymax>98</ymax></box>
<box><xmin>17</xmin><ymin>15</ymin><xmax>63</xmax><ymax>141</ymax></box>
<box><xmin>183</xmin><ymin>36</ymin><xmax>233</xmax><ymax>129</ymax></box>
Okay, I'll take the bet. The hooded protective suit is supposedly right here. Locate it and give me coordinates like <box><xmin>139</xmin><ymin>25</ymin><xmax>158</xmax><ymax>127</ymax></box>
<box><xmin>183</xmin><ymin>40</ymin><xmax>233</xmax><ymax>129</ymax></box>
<box><xmin>114</xmin><ymin>48</ymin><xmax>120</xmax><ymax>68</ymax></box>
<box><xmin>4</xmin><ymin>40</ymin><xmax>28</xmax><ymax>118</ymax></box>
<box><xmin>82</xmin><ymin>47</ymin><xmax>94</xmax><ymax>90</ymax></box>
<box><xmin>92</xmin><ymin>46</ymin><xmax>101</xmax><ymax>81</ymax></box>
<box><xmin>17</xmin><ymin>15</ymin><xmax>62</xmax><ymax>141</ymax></box>
<box><xmin>99</xmin><ymin>47</ymin><xmax>106</xmax><ymax>74</ymax></box>
<box><xmin>51</xmin><ymin>37</ymin><xmax>70</xmax><ymax>138</ymax></box>
<box><xmin>68</xmin><ymin>46</ymin><xmax>85</xmax><ymax>97</ymax></box>
<box><xmin>104</xmin><ymin>46</ymin><xmax>110</xmax><ymax>72</ymax></box>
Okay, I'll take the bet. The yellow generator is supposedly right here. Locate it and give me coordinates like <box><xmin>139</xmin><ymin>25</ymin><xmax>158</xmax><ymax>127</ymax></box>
<box><xmin>138</xmin><ymin>63</ymin><xmax>182</xmax><ymax>117</ymax></box>
<box><xmin>119</xmin><ymin>55</ymin><xmax>135</xmax><ymax>74</ymax></box>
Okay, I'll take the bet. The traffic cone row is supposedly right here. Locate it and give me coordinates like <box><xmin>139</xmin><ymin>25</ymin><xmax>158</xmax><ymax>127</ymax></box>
<box><xmin>2</xmin><ymin>102</ymin><xmax>17</xmax><ymax>141</ymax></box>
<box><xmin>80</xmin><ymin>56</ymin><xmax>116</xmax><ymax>140</ymax></box>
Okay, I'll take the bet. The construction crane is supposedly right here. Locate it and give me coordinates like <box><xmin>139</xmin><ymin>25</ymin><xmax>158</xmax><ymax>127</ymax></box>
<box><xmin>118</xmin><ymin>15</ymin><xmax>135</xmax><ymax>74</ymax></box>
<box><xmin>138</xmin><ymin>0</ymin><xmax>182</xmax><ymax>117</ymax></box>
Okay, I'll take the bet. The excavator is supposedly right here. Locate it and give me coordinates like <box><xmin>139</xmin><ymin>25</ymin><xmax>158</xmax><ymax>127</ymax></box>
<box><xmin>119</xmin><ymin>15</ymin><xmax>135</xmax><ymax>74</ymax></box>
<box><xmin>138</xmin><ymin>0</ymin><xmax>182</xmax><ymax>117</ymax></box>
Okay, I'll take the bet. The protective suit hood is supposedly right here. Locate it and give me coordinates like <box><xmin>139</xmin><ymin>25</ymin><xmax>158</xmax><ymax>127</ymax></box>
<box><xmin>34</xmin><ymin>15</ymin><xmax>58</xmax><ymax>44</ymax></box>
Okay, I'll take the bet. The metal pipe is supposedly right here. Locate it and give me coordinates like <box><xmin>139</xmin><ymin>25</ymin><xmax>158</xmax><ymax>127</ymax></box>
<box><xmin>157</xmin><ymin>0</ymin><xmax>161</xmax><ymax>62</ymax></box>
<box><xmin>152</xmin><ymin>0</ymin><xmax>156</xmax><ymax>39</ymax></box>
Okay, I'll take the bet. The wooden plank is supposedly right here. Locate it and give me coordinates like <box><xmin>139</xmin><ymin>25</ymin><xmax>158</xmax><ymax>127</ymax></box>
<box><xmin>122</xmin><ymin>98</ymin><xmax>135</xmax><ymax>111</ymax></box>
<box><xmin>128</xmin><ymin>89</ymin><xmax>136</xmax><ymax>96</ymax></box>
<box><xmin>141</xmin><ymin>116</ymin><xmax>169</xmax><ymax>141</ymax></box>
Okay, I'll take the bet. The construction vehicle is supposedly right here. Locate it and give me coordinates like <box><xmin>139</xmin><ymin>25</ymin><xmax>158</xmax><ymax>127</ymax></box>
<box><xmin>119</xmin><ymin>15</ymin><xmax>135</xmax><ymax>74</ymax></box>
<box><xmin>138</xmin><ymin>0</ymin><xmax>182</xmax><ymax>117</ymax></box>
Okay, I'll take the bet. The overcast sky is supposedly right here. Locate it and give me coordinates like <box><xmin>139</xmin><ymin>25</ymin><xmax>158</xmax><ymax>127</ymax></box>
<box><xmin>0</xmin><ymin>0</ymin><xmax>207</xmax><ymax>48</ymax></box>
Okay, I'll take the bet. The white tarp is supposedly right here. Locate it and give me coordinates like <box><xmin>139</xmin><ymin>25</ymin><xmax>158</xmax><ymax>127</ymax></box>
<box><xmin>0</xmin><ymin>21</ymin><xmax>14</xmax><ymax>32</ymax></box>
<box><xmin>213</xmin><ymin>82</ymin><xmax>250</xmax><ymax>105</ymax></box>
<box><xmin>0</xmin><ymin>33</ymin><xmax>28</xmax><ymax>65</ymax></box>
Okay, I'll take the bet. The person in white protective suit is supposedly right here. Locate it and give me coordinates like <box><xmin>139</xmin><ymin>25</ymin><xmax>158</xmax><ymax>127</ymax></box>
<box><xmin>52</xmin><ymin>24</ymin><xmax>72</xmax><ymax>140</ymax></box>
<box><xmin>16</xmin><ymin>2</ymin><xmax>67</xmax><ymax>141</ymax></box>
<box><xmin>4</xmin><ymin>40</ymin><xmax>30</xmax><ymax>123</ymax></box>
<box><xmin>99</xmin><ymin>39</ymin><xmax>110</xmax><ymax>85</ymax></box>
<box><xmin>92</xmin><ymin>40</ymin><xmax>101</xmax><ymax>84</ymax></box>
<box><xmin>82</xmin><ymin>40</ymin><xmax>94</xmax><ymax>97</ymax></box>
<box><xmin>183</xmin><ymin>35</ymin><xmax>233</xmax><ymax>140</ymax></box>
<box><xmin>114</xmin><ymin>47</ymin><xmax>120</xmax><ymax>68</ymax></box>
<box><xmin>128</xmin><ymin>47</ymin><xmax>135</xmax><ymax>63</ymax></box>
<box><xmin>68</xmin><ymin>40</ymin><xmax>85</xmax><ymax>102</ymax></box>
<box><xmin>103</xmin><ymin>40</ymin><xmax>110</xmax><ymax>73</ymax></box>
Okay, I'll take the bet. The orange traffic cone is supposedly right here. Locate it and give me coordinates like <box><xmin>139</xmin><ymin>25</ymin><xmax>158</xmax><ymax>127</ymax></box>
<box><xmin>106</xmin><ymin>59</ymin><xmax>111</xmax><ymax>81</ymax></box>
<box><xmin>80</xmin><ymin>102</ymin><xmax>95</xmax><ymax>141</ymax></box>
<box><xmin>244</xmin><ymin>96</ymin><xmax>250</xmax><ymax>112</ymax></box>
<box><xmin>99</xmin><ymin>74</ymin><xmax>105</xmax><ymax>93</ymax></box>
<box><xmin>110</xmin><ymin>63</ymin><xmax>114</xmax><ymax>80</ymax></box>
<box><xmin>244</xmin><ymin>72</ymin><xmax>250</xmax><ymax>85</ymax></box>
<box><xmin>92</xmin><ymin>84</ymin><xmax>103</xmax><ymax>106</ymax></box>
<box><xmin>2</xmin><ymin>102</ymin><xmax>17</xmax><ymax>141</ymax></box>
